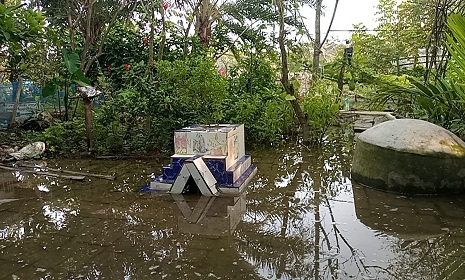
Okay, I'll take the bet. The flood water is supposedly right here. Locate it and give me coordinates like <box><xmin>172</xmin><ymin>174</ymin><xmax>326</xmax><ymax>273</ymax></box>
<box><xmin>1</xmin><ymin>129</ymin><xmax>465</xmax><ymax>279</ymax></box>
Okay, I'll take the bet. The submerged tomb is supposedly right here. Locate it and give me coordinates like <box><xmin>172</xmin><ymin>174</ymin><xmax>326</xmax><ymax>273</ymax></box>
<box><xmin>352</xmin><ymin>119</ymin><xmax>465</xmax><ymax>195</ymax></box>
<box><xmin>148</xmin><ymin>124</ymin><xmax>257</xmax><ymax>196</ymax></box>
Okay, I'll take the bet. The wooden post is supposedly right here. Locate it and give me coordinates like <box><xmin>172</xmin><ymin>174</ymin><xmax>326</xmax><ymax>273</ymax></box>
<box><xmin>337</xmin><ymin>56</ymin><xmax>346</xmax><ymax>98</ymax></box>
<box><xmin>83</xmin><ymin>97</ymin><xmax>93</xmax><ymax>152</ymax></box>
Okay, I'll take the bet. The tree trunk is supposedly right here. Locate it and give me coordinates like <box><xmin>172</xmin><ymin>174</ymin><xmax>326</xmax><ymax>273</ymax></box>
<box><xmin>83</xmin><ymin>98</ymin><xmax>93</xmax><ymax>152</ymax></box>
<box><xmin>64</xmin><ymin>79</ymin><xmax>69</xmax><ymax>121</ymax></box>
<box><xmin>182</xmin><ymin>16</ymin><xmax>195</xmax><ymax>57</ymax></box>
<box><xmin>337</xmin><ymin>57</ymin><xmax>346</xmax><ymax>98</ymax></box>
<box><xmin>146</xmin><ymin>4</ymin><xmax>155</xmax><ymax>76</ymax></box>
<box><xmin>157</xmin><ymin>4</ymin><xmax>167</xmax><ymax>61</ymax></box>
<box><xmin>9</xmin><ymin>76</ymin><xmax>23</xmax><ymax>127</ymax></box>
<box><xmin>195</xmin><ymin>0</ymin><xmax>218</xmax><ymax>48</ymax></box>
<box><xmin>321</xmin><ymin>0</ymin><xmax>339</xmax><ymax>48</ymax></box>
<box><xmin>313</xmin><ymin>157</ymin><xmax>322</xmax><ymax>280</ymax></box>
<box><xmin>312</xmin><ymin>0</ymin><xmax>322</xmax><ymax>80</ymax></box>
<box><xmin>276</xmin><ymin>0</ymin><xmax>309</xmax><ymax>144</ymax></box>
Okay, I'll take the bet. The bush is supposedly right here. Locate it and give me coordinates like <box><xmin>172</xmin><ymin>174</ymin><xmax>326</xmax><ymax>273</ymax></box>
<box><xmin>39</xmin><ymin>119</ymin><xmax>86</xmax><ymax>156</ymax></box>
<box><xmin>94</xmin><ymin>87</ymin><xmax>149</xmax><ymax>153</ymax></box>
<box><xmin>223</xmin><ymin>55</ymin><xmax>294</xmax><ymax>143</ymax></box>
<box><xmin>94</xmin><ymin>56</ymin><xmax>229</xmax><ymax>153</ymax></box>
<box><xmin>301</xmin><ymin>80</ymin><xmax>340</xmax><ymax>145</ymax></box>
<box><xmin>147</xmin><ymin>56</ymin><xmax>228</xmax><ymax>150</ymax></box>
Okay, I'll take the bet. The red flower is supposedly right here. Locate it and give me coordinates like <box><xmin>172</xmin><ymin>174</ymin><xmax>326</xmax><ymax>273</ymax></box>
<box><xmin>107</xmin><ymin>66</ymin><xmax>111</xmax><ymax>72</ymax></box>
<box><xmin>143</xmin><ymin>37</ymin><xmax>148</xmax><ymax>44</ymax></box>
<box><xmin>218</xmin><ymin>68</ymin><xmax>226</xmax><ymax>76</ymax></box>
<box><xmin>163</xmin><ymin>3</ymin><xmax>168</xmax><ymax>10</ymax></box>
<box><xmin>124</xmin><ymin>64</ymin><xmax>131</xmax><ymax>71</ymax></box>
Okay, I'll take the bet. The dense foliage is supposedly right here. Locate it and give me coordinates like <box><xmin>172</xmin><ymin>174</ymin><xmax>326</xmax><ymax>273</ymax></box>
<box><xmin>1</xmin><ymin>3</ymin><xmax>45</xmax><ymax>80</ymax></box>
<box><xmin>1</xmin><ymin>0</ymin><xmax>464</xmax><ymax>156</ymax></box>
<box><xmin>301</xmin><ymin>80</ymin><xmax>340</xmax><ymax>144</ymax></box>
<box><xmin>370</xmin><ymin>14</ymin><xmax>465</xmax><ymax>138</ymax></box>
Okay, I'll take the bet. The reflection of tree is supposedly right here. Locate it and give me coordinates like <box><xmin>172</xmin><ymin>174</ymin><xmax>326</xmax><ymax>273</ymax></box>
<box><xmin>239</xmin><ymin>144</ymin><xmax>314</xmax><ymax>279</ymax></box>
<box><xmin>238</xmin><ymin>131</ymin><xmax>362</xmax><ymax>279</ymax></box>
<box><xmin>386</xmin><ymin>229</ymin><xmax>465</xmax><ymax>279</ymax></box>
<box><xmin>3</xmin><ymin>138</ymin><xmax>465</xmax><ymax>278</ymax></box>
<box><xmin>239</xmin><ymin>129</ymin><xmax>465</xmax><ymax>279</ymax></box>
<box><xmin>322</xmin><ymin>194</ymin><xmax>396</xmax><ymax>279</ymax></box>
<box><xmin>238</xmin><ymin>130</ymin><xmax>399</xmax><ymax>279</ymax></box>
<box><xmin>0</xmin><ymin>172</ymin><xmax>262</xmax><ymax>279</ymax></box>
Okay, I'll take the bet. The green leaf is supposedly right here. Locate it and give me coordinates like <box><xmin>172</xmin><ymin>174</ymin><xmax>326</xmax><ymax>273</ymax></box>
<box><xmin>291</xmin><ymin>79</ymin><xmax>300</xmax><ymax>93</ymax></box>
<box><xmin>285</xmin><ymin>94</ymin><xmax>296</xmax><ymax>101</ymax></box>
<box><xmin>5</xmin><ymin>4</ymin><xmax>22</xmax><ymax>13</ymax></box>
<box><xmin>2</xmin><ymin>31</ymin><xmax>10</xmax><ymax>40</ymax></box>
<box><xmin>62</xmin><ymin>48</ymin><xmax>80</xmax><ymax>75</ymax></box>
<box><xmin>408</xmin><ymin>78</ymin><xmax>433</xmax><ymax>98</ymax></box>
<box><xmin>72</xmin><ymin>69</ymin><xmax>90</xmax><ymax>86</ymax></box>
<box><xmin>447</xmin><ymin>14</ymin><xmax>465</xmax><ymax>83</ymax></box>
<box><xmin>349</xmin><ymin>79</ymin><xmax>356</xmax><ymax>91</ymax></box>
<box><xmin>42</xmin><ymin>80</ymin><xmax>58</xmax><ymax>97</ymax></box>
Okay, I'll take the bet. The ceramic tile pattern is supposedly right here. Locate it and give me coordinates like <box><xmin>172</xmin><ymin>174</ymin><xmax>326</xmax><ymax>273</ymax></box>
<box><xmin>152</xmin><ymin>124</ymin><xmax>254</xmax><ymax>192</ymax></box>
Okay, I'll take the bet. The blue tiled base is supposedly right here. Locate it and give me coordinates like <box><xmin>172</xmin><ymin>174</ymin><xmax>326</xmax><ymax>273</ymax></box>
<box><xmin>233</xmin><ymin>164</ymin><xmax>257</xmax><ymax>188</ymax></box>
<box><xmin>139</xmin><ymin>184</ymin><xmax>151</xmax><ymax>192</ymax></box>
<box><xmin>158</xmin><ymin>155</ymin><xmax>251</xmax><ymax>187</ymax></box>
<box><xmin>143</xmin><ymin>155</ymin><xmax>256</xmax><ymax>195</ymax></box>
<box><xmin>218</xmin><ymin>165</ymin><xmax>257</xmax><ymax>195</ymax></box>
<box><xmin>163</xmin><ymin>157</ymin><xmax>190</xmax><ymax>182</ymax></box>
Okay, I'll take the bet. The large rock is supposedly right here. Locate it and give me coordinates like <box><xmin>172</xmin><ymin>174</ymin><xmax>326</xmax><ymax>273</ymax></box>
<box><xmin>352</xmin><ymin>119</ymin><xmax>465</xmax><ymax>195</ymax></box>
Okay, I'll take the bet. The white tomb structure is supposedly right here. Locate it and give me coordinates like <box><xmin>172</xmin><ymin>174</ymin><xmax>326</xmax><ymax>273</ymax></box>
<box><xmin>149</xmin><ymin>124</ymin><xmax>257</xmax><ymax>196</ymax></box>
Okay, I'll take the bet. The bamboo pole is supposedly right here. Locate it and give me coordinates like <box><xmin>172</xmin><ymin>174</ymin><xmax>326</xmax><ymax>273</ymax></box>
<box><xmin>0</xmin><ymin>165</ymin><xmax>85</xmax><ymax>181</ymax></box>
<box><xmin>18</xmin><ymin>163</ymin><xmax>115</xmax><ymax>180</ymax></box>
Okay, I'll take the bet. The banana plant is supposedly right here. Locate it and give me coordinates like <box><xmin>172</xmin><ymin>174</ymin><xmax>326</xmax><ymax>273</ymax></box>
<box><xmin>42</xmin><ymin>48</ymin><xmax>90</xmax><ymax>121</ymax></box>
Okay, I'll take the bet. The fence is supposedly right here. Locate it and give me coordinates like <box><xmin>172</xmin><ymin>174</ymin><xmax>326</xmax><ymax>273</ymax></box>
<box><xmin>0</xmin><ymin>81</ymin><xmax>42</xmax><ymax>127</ymax></box>
<box><xmin>0</xmin><ymin>81</ymin><xmax>105</xmax><ymax>128</ymax></box>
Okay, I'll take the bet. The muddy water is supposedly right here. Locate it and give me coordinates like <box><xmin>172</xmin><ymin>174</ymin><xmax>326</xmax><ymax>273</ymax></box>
<box><xmin>1</xmin><ymin>130</ymin><xmax>465</xmax><ymax>279</ymax></box>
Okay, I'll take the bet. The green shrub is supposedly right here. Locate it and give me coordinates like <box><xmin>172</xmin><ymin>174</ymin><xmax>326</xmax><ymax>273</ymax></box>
<box><xmin>94</xmin><ymin>56</ymin><xmax>229</xmax><ymax>153</ymax></box>
<box><xmin>39</xmin><ymin>119</ymin><xmax>86</xmax><ymax>156</ymax></box>
<box><xmin>301</xmin><ymin>80</ymin><xmax>340</xmax><ymax>145</ymax></box>
<box><xmin>94</xmin><ymin>87</ymin><xmax>149</xmax><ymax>153</ymax></box>
<box><xmin>223</xmin><ymin>55</ymin><xmax>294</xmax><ymax>143</ymax></box>
<box><xmin>146</xmin><ymin>56</ymin><xmax>228</xmax><ymax>150</ymax></box>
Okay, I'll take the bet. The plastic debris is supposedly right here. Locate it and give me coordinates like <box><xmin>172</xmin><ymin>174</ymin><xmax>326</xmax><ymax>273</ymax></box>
<box><xmin>9</xmin><ymin>141</ymin><xmax>46</xmax><ymax>160</ymax></box>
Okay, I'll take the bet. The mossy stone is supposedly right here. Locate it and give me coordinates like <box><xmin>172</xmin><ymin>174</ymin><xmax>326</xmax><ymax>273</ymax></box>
<box><xmin>352</xmin><ymin>119</ymin><xmax>465</xmax><ymax>195</ymax></box>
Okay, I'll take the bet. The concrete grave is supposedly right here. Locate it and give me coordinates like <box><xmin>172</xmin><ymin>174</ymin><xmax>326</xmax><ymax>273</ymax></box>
<box><xmin>148</xmin><ymin>124</ymin><xmax>257</xmax><ymax>196</ymax></box>
<box><xmin>352</xmin><ymin>119</ymin><xmax>465</xmax><ymax>195</ymax></box>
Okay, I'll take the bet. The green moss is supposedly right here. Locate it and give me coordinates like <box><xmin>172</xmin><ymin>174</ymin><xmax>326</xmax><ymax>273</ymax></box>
<box><xmin>352</xmin><ymin>141</ymin><xmax>465</xmax><ymax>195</ymax></box>
<box><xmin>439</xmin><ymin>140</ymin><xmax>465</xmax><ymax>157</ymax></box>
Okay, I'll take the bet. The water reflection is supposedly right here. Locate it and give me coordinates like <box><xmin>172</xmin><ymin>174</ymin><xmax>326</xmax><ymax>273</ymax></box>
<box><xmin>353</xmin><ymin>182</ymin><xmax>465</xmax><ymax>279</ymax></box>
<box><xmin>2</xmin><ymin>133</ymin><xmax>465</xmax><ymax>279</ymax></box>
<box><xmin>173</xmin><ymin>194</ymin><xmax>246</xmax><ymax>236</ymax></box>
<box><xmin>0</xmin><ymin>171</ymin><xmax>16</xmax><ymax>204</ymax></box>
<box><xmin>239</xmin><ymin>131</ymin><xmax>371</xmax><ymax>279</ymax></box>
<box><xmin>352</xmin><ymin>182</ymin><xmax>465</xmax><ymax>238</ymax></box>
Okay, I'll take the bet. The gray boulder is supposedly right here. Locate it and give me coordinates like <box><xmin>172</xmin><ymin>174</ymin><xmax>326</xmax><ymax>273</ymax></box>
<box><xmin>352</xmin><ymin>119</ymin><xmax>465</xmax><ymax>195</ymax></box>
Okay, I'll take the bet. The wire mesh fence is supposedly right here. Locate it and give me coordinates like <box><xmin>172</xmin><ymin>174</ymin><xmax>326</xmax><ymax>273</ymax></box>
<box><xmin>0</xmin><ymin>81</ymin><xmax>43</xmax><ymax>127</ymax></box>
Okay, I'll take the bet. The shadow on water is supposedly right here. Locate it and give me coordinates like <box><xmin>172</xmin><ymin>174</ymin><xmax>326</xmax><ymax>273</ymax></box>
<box><xmin>1</xmin><ymin>129</ymin><xmax>465</xmax><ymax>279</ymax></box>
